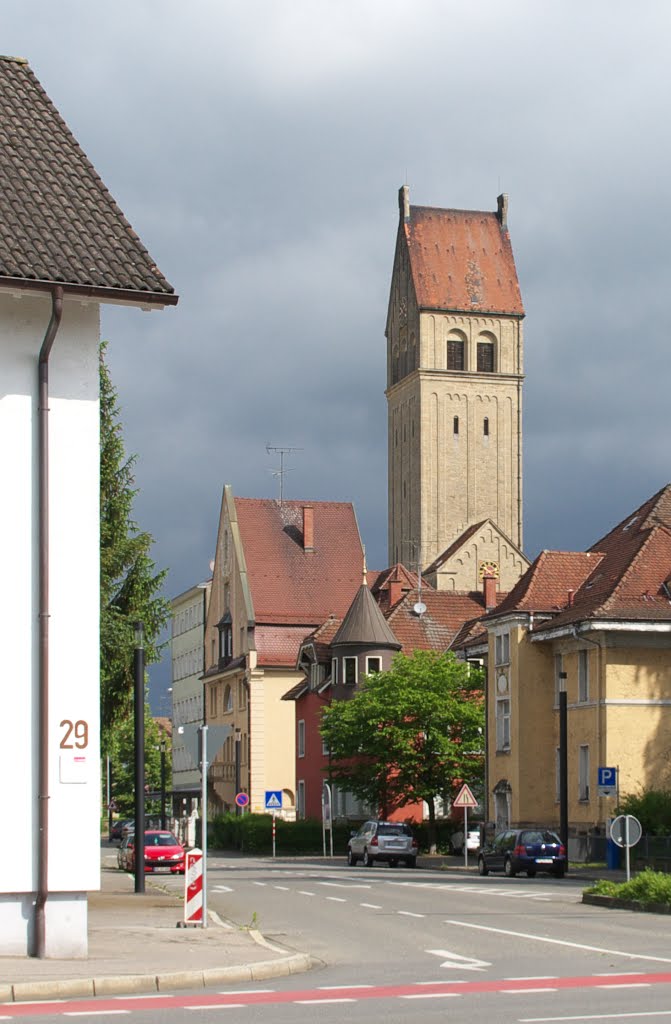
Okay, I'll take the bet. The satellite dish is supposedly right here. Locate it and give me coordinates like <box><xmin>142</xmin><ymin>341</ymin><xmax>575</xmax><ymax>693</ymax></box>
<box><xmin>413</xmin><ymin>601</ymin><xmax>427</xmax><ymax>616</ymax></box>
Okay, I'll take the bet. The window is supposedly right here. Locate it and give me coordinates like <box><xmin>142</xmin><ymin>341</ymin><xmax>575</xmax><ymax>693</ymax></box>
<box><xmin>344</xmin><ymin>657</ymin><xmax>357</xmax><ymax>685</ymax></box>
<box><xmin>297</xmin><ymin>780</ymin><xmax>305</xmax><ymax>820</ymax></box>
<box><xmin>366</xmin><ymin>656</ymin><xmax>381</xmax><ymax>675</ymax></box>
<box><xmin>447</xmin><ymin>338</ymin><xmax>464</xmax><ymax>370</ymax></box>
<box><xmin>484</xmin><ymin>417</ymin><xmax>489</xmax><ymax>437</ymax></box>
<box><xmin>579</xmin><ymin>745</ymin><xmax>590</xmax><ymax>801</ymax></box>
<box><xmin>322</xmin><ymin>736</ymin><xmax>330</xmax><ymax>756</ymax></box>
<box><xmin>310</xmin><ymin>663</ymin><xmax>324</xmax><ymax>690</ymax></box>
<box><xmin>496</xmin><ymin>698</ymin><xmax>510</xmax><ymax>751</ymax></box>
<box><xmin>477</xmin><ymin>341</ymin><xmax>494</xmax><ymax>372</ymax></box>
<box><xmin>218</xmin><ymin>613</ymin><xmax>232</xmax><ymax>663</ymax></box>
<box><xmin>298</xmin><ymin>720</ymin><xmax>305</xmax><ymax>758</ymax></box>
<box><xmin>578</xmin><ymin>650</ymin><xmax>589</xmax><ymax>702</ymax></box>
<box><xmin>331</xmin><ymin>658</ymin><xmax>338</xmax><ymax>684</ymax></box>
<box><xmin>495</xmin><ymin>633</ymin><xmax>510</xmax><ymax>666</ymax></box>
<box><xmin>453</xmin><ymin>416</ymin><xmax>459</xmax><ymax>436</ymax></box>
<box><xmin>554</xmin><ymin>654</ymin><xmax>565</xmax><ymax>706</ymax></box>
<box><xmin>209</xmin><ymin>685</ymin><xmax>217</xmax><ymax>717</ymax></box>
<box><xmin>223</xmin><ymin>685</ymin><xmax>233</xmax><ymax>713</ymax></box>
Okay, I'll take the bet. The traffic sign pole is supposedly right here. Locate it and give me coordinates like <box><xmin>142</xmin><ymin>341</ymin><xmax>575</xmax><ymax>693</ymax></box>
<box><xmin>272</xmin><ymin>812</ymin><xmax>276</xmax><ymax>858</ymax></box>
<box><xmin>464</xmin><ymin>806</ymin><xmax>469</xmax><ymax>869</ymax></box>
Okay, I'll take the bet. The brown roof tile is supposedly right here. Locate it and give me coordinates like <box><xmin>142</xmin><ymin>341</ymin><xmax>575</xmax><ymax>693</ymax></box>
<box><xmin>255</xmin><ymin>625</ymin><xmax>315</xmax><ymax>667</ymax></box>
<box><xmin>332</xmin><ymin>583</ymin><xmax>401</xmax><ymax>649</ymax></box>
<box><xmin>387</xmin><ymin>589</ymin><xmax>488</xmax><ymax>653</ymax></box>
<box><xmin>405</xmin><ymin>204</ymin><xmax>523</xmax><ymax>315</ymax></box>
<box><xmin>0</xmin><ymin>56</ymin><xmax>176</xmax><ymax>302</ymax></box>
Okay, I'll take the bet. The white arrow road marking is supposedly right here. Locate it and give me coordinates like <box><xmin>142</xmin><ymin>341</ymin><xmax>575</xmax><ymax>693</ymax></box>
<box><xmin>426</xmin><ymin>948</ymin><xmax>491</xmax><ymax>971</ymax></box>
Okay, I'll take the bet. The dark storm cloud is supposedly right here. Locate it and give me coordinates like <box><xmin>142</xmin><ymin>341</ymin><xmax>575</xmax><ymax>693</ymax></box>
<box><xmin>5</xmin><ymin>1</ymin><xmax>671</xmax><ymax>701</ymax></box>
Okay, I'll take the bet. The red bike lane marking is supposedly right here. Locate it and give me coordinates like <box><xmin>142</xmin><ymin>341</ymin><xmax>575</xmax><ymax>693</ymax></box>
<box><xmin>3</xmin><ymin>973</ymin><xmax>671</xmax><ymax>1017</ymax></box>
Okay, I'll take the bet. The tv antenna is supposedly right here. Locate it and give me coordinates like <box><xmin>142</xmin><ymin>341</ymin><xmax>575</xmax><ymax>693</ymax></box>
<box><xmin>266</xmin><ymin>444</ymin><xmax>303</xmax><ymax>504</ymax></box>
<box><xmin>403</xmin><ymin>539</ymin><xmax>426</xmax><ymax>616</ymax></box>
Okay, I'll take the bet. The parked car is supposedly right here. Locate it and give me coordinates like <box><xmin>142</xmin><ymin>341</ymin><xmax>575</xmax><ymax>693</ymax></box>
<box><xmin>117</xmin><ymin>832</ymin><xmax>134</xmax><ymax>871</ymax></box>
<box><xmin>124</xmin><ymin>831</ymin><xmax>186</xmax><ymax>874</ymax></box>
<box><xmin>347</xmin><ymin>820</ymin><xmax>418</xmax><ymax>868</ymax></box>
<box><xmin>110</xmin><ymin>818</ymin><xmax>133</xmax><ymax>843</ymax></box>
<box><xmin>478</xmin><ymin>828</ymin><xmax>566</xmax><ymax>878</ymax></box>
<box><xmin>451</xmin><ymin>826</ymin><xmax>481</xmax><ymax>855</ymax></box>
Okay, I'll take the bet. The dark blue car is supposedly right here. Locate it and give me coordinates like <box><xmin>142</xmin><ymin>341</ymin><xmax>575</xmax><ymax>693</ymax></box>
<box><xmin>478</xmin><ymin>828</ymin><xmax>566</xmax><ymax>878</ymax></box>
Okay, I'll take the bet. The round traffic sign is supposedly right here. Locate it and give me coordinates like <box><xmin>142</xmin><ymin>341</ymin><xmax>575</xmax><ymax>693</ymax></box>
<box><xmin>610</xmin><ymin>814</ymin><xmax>642</xmax><ymax>848</ymax></box>
<box><xmin>235</xmin><ymin>792</ymin><xmax>249</xmax><ymax>808</ymax></box>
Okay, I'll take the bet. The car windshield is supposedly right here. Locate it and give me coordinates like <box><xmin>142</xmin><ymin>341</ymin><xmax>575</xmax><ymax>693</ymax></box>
<box><xmin>377</xmin><ymin>824</ymin><xmax>411</xmax><ymax>836</ymax></box>
<box><xmin>521</xmin><ymin>830</ymin><xmax>560</xmax><ymax>845</ymax></box>
<box><xmin>146</xmin><ymin>833</ymin><xmax>180</xmax><ymax>847</ymax></box>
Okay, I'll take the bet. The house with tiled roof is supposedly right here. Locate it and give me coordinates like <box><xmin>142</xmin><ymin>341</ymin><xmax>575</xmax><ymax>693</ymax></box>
<box><xmin>202</xmin><ymin>486</ymin><xmax>364</xmax><ymax>816</ymax></box>
<box><xmin>284</xmin><ymin>565</ymin><xmax>504</xmax><ymax>821</ymax></box>
<box><xmin>0</xmin><ymin>56</ymin><xmax>176</xmax><ymax>957</ymax></box>
<box><xmin>472</xmin><ymin>485</ymin><xmax>671</xmax><ymax>842</ymax></box>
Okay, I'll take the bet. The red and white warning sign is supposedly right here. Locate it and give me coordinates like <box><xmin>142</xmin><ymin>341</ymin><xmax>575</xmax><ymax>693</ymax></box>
<box><xmin>184</xmin><ymin>847</ymin><xmax>203</xmax><ymax>925</ymax></box>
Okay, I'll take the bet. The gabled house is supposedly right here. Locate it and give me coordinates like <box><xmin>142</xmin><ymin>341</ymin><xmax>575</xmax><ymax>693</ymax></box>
<box><xmin>478</xmin><ymin>485</ymin><xmax>671</xmax><ymax>837</ymax></box>
<box><xmin>0</xmin><ymin>56</ymin><xmax>176</xmax><ymax>956</ymax></box>
<box><xmin>202</xmin><ymin>487</ymin><xmax>364</xmax><ymax>816</ymax></box>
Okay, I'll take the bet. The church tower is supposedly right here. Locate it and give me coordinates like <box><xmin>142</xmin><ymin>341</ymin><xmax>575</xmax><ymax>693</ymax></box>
<box><xmin>386</xmin><ymin>188</ymin><xmax>526</xmax><ymax>588</ymax></box>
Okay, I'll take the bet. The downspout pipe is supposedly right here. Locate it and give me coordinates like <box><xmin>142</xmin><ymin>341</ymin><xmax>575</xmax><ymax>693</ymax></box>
<box><xmin>35</xmin><ymin>286</ymin><xmax>64</xmax><ymax>959</ymax></box>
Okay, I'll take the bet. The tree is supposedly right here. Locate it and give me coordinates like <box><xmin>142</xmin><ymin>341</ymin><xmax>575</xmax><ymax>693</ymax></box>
<box><xmin>106</xmin><ymin>711</ymin><xmax>168</xmax><ymax>817</ymax></box>
<box><xmin>320</xmin><ymin>650</ymin><xmax>485</xmax><ymax>851</ymax></box>
<box><xmin>100</xmin><ymin>341</ymin><xmax>169</xmax><ymax>749</ymax></box>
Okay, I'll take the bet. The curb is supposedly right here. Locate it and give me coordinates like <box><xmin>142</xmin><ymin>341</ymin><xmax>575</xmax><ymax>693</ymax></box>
<box><xmin>582</xmin><ymin>893</ymin><xmax>671</xmax><ymax>915</ymax></box>
<box><xmin>8</xmin><ymin>953</ymin><xmax>315</xmax><ymax>1003</ymax></box>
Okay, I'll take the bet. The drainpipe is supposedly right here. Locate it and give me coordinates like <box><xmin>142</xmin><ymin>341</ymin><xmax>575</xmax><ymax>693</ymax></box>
<box><xmin>35</xmin><ymin>286</ymin><xmax>64</xmax><ymax>959</ymax></box>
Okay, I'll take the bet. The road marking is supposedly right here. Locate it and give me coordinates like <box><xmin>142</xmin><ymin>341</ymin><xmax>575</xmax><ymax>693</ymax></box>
<box><xmin>212</xmin><ymin>885</ymin><xmax>233</xmax><ymax>892</ymax></box>
<box><xmin>317</xmin><ymin>985</ymin><xmax>374</xmax><ymax>990</ymax></box>
<box><xmin>360</xmin><ymin>902</ymin><xmax>382</xmax><ymax>909</ymax></box>
<box><xmin>426</xmin><ymin>948</ymin><xmax>491</xmax><ymax>971</ymax></box>
<box><xmin>65</xmin><ymin>1013</ymin><xmax>130</xmax><ymax>1017</ymax></box>
<box><xmin>401</xmin><ymin>992</ymin><xmax>461</xmax><ymax>999</ymax></box>
<box><xmin>519</xmin><ymin>1013</ymin><xmax>671</xmax><ymax>1022</ymax></box>
<box><xmin>252</xmin><ymin>881</ymin><xmax>266</xmax><ymax>886</ymax></box>
<box><xmin>319</xmin><ymin>881</ymin><xmax>371</xmax><ymax>889</ymax></box>
<box><xmin>503</xmin><ymin>988</ymin><xmax>558</xmax><ymax>994</ymax></box>
<box><xmin>294</xmin><ymin>998</ymin><xmax>356</xmax><ymax>1004</ymax></box>
<box><xmin>397</xmin><ymin>910</ymin><xmax>425</xmax><ymax>918</ymax></box>
<box><xmin>186</xmin><ymin>1005</ymin><xmax>244</xmax><ymax>1010</ymax></box>
<box><xmin>444</xmin><ymin>919</ymin><xmax>671</xmax><ymax>964</ymax></box>
<box><xmin>506</xmin><ymin>977</ymin><xmax>559</xmax><ymax>981</ymax></box>
<box><xmin>597</xmin><ymin>983</ymin><xmax>651</xmax><ymax>989</ymax></box>
<box><xmin>218</xmin><ymin>990</ymin><xmax>274</xmax><ymax>995</ymax></box>
<box><xmin>273</xmin><ymin>885</ymin><xmax>290</xmax><ymax>891</ymax></box>
<box><xmin>298</xmin><ymin>890</ymin><xmax>315</xmax><ymax>896</ymax></box>
<box><xmin>326</xmin><ymin>896</ymin><xmax>347</xmax><ymax>902</ymax></box>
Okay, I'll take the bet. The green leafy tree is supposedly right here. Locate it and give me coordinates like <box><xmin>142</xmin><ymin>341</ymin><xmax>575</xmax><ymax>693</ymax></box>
<box><xmin>320</xmin><ymin>650</ymin><xmax>485</xmax><ymax>851</ymax></box>
<box><xmin>107</xmin><ymin>712</ymin><xmax>170</xmax><ymax>817</ymax></box>
<box><xmin>100</xmin><ymin>341</ymin><xmax>169</xmax><ymax>749</ymax></box>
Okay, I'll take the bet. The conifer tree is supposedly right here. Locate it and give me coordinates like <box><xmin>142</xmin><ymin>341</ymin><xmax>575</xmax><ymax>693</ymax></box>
<box><xmin>99</xmin><ymin>341</ymin><xmax>169</xmax><ymax>749</ymax></box>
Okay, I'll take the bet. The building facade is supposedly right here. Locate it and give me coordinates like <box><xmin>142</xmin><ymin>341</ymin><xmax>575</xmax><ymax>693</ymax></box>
<box><xmin>386</xmin><ymin>188</ymin><xmax>525</xmax><ymax>583</ymax></box>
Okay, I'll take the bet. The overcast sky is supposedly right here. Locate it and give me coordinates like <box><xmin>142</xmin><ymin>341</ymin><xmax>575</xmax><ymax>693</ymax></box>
<box><xmin>6</xmin><ymin>1</ymin><xmax>671</xmax><ymax>706</ymax></box>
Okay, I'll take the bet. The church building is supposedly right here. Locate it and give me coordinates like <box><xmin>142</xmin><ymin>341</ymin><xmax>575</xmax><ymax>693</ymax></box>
<box><xmin>386</xmin><ymin>188</ymin><xmax>528</xmax><ymax>593</ymax></box>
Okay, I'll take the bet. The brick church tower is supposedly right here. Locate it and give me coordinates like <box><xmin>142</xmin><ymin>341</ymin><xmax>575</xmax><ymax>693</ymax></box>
<box><xmin>386</xmin><ymin>188</ymin><xmax>527</xmax><ymax>592</ymax></box>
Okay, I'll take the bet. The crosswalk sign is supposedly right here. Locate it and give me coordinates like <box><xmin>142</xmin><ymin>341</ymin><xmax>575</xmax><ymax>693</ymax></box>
<box><xmin>265</xmin><ymin>790</ymin><xmax>283</xmax><ymax>810</ymax></box>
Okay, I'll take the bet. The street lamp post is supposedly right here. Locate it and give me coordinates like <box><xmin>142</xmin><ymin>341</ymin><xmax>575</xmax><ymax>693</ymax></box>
<box><xmin>160</xmin><ymin>738</ymin><xmax>167</xmax><ymax>830</ymax></box>
<box><xmin>134</xmin><ymin>621</ymin><xmax>146</xmax><ymax>894</ymax></box>
<box><xmin>234</xmin><ymin>728</ymin><xmax>241</xmax><ymax>815</ymax></box>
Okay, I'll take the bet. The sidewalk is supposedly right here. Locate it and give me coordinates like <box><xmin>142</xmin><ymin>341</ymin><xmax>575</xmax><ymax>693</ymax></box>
<box><xmin>0</xmin><ymin>852</ymin><xmax>314</xmax><ymax>1003</ymax></box>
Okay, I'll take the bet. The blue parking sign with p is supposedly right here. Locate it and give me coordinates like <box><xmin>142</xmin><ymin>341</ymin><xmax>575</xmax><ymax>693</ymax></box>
<box><xmin>598</xmin><ymin>767</ymin><xmax>617</xmax><ymax>787</ymax></box>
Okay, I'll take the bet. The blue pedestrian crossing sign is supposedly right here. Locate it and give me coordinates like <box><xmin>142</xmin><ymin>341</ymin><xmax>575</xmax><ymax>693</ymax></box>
<box><xmin>265</xmin><ymin>790</ymin><xmax>283</xmax><ymax>810</ymax></box>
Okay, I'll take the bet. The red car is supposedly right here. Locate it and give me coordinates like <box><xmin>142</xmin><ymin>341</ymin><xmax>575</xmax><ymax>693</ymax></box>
<box><xmin>125</xmin><ymin>831</ymin><xmax>186</xmax><ymax>874</ymax></box>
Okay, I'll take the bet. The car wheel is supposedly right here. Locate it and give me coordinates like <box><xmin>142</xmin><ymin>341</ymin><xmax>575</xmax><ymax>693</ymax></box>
<box><xmin>478</xmin><ymin>856</ymin><xmax>488</xmax><ymax>876</ymax></box>
<box><xmin>553</xmin><ymin>866</ymin><xmax>566</xmax><ymax>878</ymax></box>
<box><xmin>527</xmin><ymin>869</ymin><xmax>536</xmax><ymax>878</ymax></box>
<box><xmin>388</xmin><ymin>858</ymin><xmax>398</xmax><ymax>868</ymax></box>
<box><xmin>504</xmin><ymin>856</ymin><xmax>516</xmax><ymax>877</ymax></box>
<box><xmin>363</xmin><ymin>848</ymin><xmax>374</xmax><ymax>867</ymax></box>
<box><xmin>347</xmin><ymin>848</ymin><xmax>357</xmax><ymax>867</ymax></box>
<box><xmin>405</xmin><ymin>857</ymin><xmax>416</xmax><ymax>868</ymax></box>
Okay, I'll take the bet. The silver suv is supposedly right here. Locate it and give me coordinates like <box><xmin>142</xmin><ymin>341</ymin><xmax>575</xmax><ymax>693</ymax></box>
<box><xmin>347</xmin><ymin>820</ymin><xmax>418</xmax><ymax>868</ymax></box>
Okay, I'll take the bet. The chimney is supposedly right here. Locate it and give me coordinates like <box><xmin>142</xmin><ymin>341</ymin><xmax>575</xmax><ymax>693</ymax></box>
<box><xmin>483</xmin><ymin>573</ymin><xmax>497</xmax><ymax>612</ymax></box>
<box><xmin>567</xmin><ymin>589</ymin><xmax>574</xmax><ymax>607</ymax></box>
<box><xmin>399</xmin><ymin>184</ymin><xmax>410</xmax><ymax>223</ymax></box>
<box><xmin>496</xmin><ymin>193</ymin><xmax>508</xmax><ymax>231</ymax></box>
<box><xmin>389</xmin><ymin>579</ymin><xmax>403</xmax><ymax>607</ymax></box>
<box><xmin>302</xmin><ymin>506</ymin><xmax>314</xmax><ymax>552</ymax></box>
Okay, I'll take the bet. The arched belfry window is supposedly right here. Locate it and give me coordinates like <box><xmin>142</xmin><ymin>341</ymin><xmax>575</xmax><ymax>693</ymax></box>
<box><xmin>447</xmin><ymin>335</ymin><xmax>465</xmax><ymax>371</ymax></box>
<box><xmin>477</xmin><ymin>336</ymin><xmax>495</xmax><ymax>372</ymax></box>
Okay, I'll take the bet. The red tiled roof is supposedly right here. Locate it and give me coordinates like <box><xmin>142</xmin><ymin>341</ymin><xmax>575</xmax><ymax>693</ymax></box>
<box><xmin>405</xmin><ymin>204</ymin><xmax>524</xmax><ymax>315</ymax></box>
<box><xmin>491</xmin><ymin>551</ymin><xmax>602</xmax><ymax>616</ymax></box>
<box><xmin>0</xmin><ymin>57</ymin><xmax>176</xmax><ymax>302</ymax></box>
<box><xmin>255</xmin><ymin>625</ymin><xmax>316</xmax><ymax>668</ymax></box>
<box><xmin>387</xmin><ymin>589</ymin><xmax>488</xmax><ymax>653</ymax></box>
<box><xmin>370</xmin><ymin>563</ymin><xmax>423</xmax><ymax>614</ymax></box>
<box><xmin>235</xmin><ymin>498</ymin><xmax>364</xmax><ymax>626</ymax></box>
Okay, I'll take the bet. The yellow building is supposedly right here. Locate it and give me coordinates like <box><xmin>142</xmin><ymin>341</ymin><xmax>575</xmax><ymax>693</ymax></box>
<box><xmin>475</xmin><ymin>485</ymin><xmax>671</xmax><ymax>838</ymax></box>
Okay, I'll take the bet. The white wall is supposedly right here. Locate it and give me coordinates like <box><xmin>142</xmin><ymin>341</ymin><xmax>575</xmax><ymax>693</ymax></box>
<box><xmin>0</xmin><ymin>291</ymin><xmax>100</xmax><ymax>952</ymax></box>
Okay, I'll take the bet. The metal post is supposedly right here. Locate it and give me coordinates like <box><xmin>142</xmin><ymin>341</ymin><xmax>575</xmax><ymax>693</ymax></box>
<box><xmin>107</xmin><ymin>756</ymin><xmax>113</xmax><ymax>840</ymax></box>
<box><xmin>134</xmin><ymin>621</ymin><xmax>146</xmax><ymax>894</ymax></box>
<box><xmin>464</xmin><ymin>805</ymin><xmax>469</xmax><ymax>869</ymax></box>
<box><xmin>160</xmin><ymin>741</ymin><xmax>167</xmax><ymax>830</ymax></box>
<box><xmin>200</xmin><ymin>724</ymin><xmax>208</xmax><ymax>929</ymax></box>
<box><xmin>235</xmin><ymin>728</ymin><xmax>241</xmax><ymax>815</ymax></box>
<box><xmin>559</xmin><ymin>688</ymin><xmax>568</xmax><ymax>861</ymax></box>
<box><xmin>625</xmin><ymin>815</ymin><xmax>631</xmax><ymax>882</ymax></box>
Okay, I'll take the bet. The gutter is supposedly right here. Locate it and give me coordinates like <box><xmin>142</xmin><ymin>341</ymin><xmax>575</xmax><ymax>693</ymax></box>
<box><xmin>530</xmin><ymin>620</ymin><xmax>671</xmax><ymax>642</ymax></box>
<box><xmin>35</xmin><ymin>286</ymin><xmax>64</xmax><ymax>958</ymax></box>
<box><xmin>0</xmin><ymin>276</ymin><xmax>177</xmax><ymax>308</ymax></box>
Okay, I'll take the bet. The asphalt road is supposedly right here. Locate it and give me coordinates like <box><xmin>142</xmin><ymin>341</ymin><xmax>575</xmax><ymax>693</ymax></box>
<box><xmin>13</xmin><ymin>856</ymin><xmax>671</xmax><ymax>1022</ymax></box>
